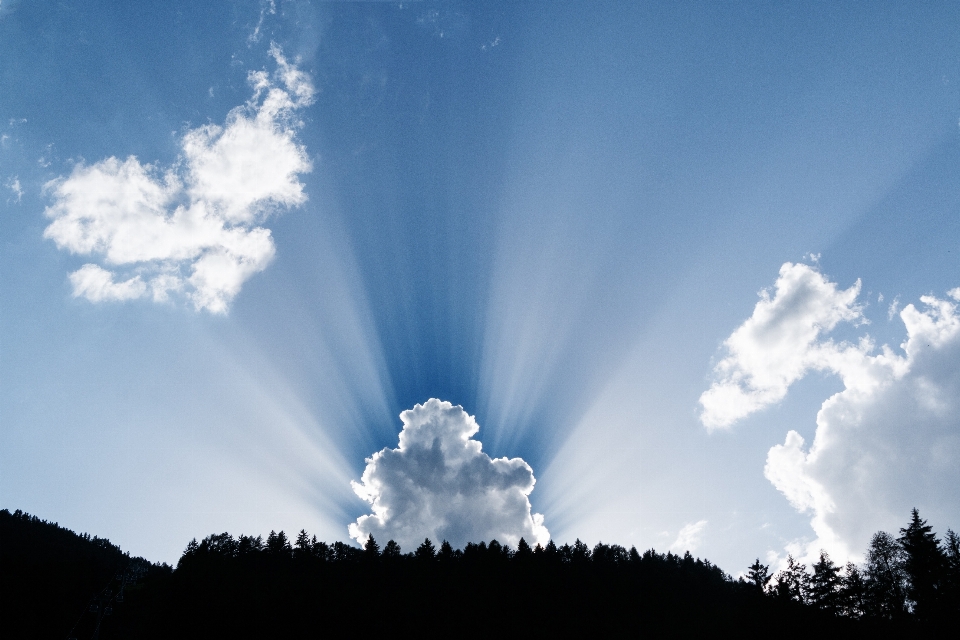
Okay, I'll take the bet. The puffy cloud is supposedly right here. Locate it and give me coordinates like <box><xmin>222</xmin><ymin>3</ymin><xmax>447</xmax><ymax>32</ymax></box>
<box><xmin>43</xmin><ymin>45</ymin><xmax>313</xmax><ymax>314</ymax></box>
<box><xmin>699</xmin><ymin>263</ymin><xmax>865</xmax><ymax>430</ymax></box>
<box><xmin>705</xmin><ymin>262</ymin><xmax>960</xmax><ymax>563</ymax></box>
<box><xmin>349</xmin><ymin>399</ymin><xmax>550</xmax><ymax>551</ymax></box>
<box><xmin>68</xmin><ymin>264</ymin><xmax>146</xmax><ymax>302</ymax></box>
<box><xmin>670</xmin><ymin>520</ymin><xmax>707</xmax><ymax>554</ymax></box>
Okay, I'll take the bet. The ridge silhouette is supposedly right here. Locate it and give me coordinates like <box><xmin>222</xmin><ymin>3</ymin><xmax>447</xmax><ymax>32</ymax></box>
<box><xmin>2</xmin><ymin>508</ymin><xmax>957</xmax><ymax>637</ymax></box>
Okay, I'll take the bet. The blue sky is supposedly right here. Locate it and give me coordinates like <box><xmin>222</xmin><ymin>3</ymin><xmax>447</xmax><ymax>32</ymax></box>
<box><xmin>2</xmin><ymin>1</ymin><xmax>959</xmax><ymax>570</ymax></box>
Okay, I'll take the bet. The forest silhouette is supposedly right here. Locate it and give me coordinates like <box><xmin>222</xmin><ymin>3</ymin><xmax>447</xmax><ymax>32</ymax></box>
<box><xmin>2</xmin><ymin>507</ymin><xmax>957</xmax><ymax>638</ymax></box>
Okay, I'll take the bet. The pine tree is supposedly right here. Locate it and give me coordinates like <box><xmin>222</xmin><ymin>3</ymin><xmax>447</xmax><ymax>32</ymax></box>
<box><xmin>438</xmin><ymin>540</ymin><xmax>455</xmax><ymax>562</ymax></box>
<box><xmin>571</xmin><ymin>539</ymin><xmax>591</xmax><ymax>563</ymax></box>
<box><xmin>415</xmin><ymin>538</ymin><xmax>436</xmax><ymax>561</ymax></box>
<box><xmin>515</xmin><ymin>537</ymin><xmax>532</xmax><ymax>558</ymax></box>
<box><xmin>363</xmin><ymin>534</ymin><xmax>380</xmax><ymax>560</ymax></box>
<box><xmin>808</xmin><ymin>551</ymin><xmax>841</xmax><ymax>614</ymax></box>
<box><xmin>899</xmin><ymin>508</ymin><xmax>946</xmax><ymax>620</ymax></box>
<box><xmin>746</xmin><ymin>558</ymin><xmax>770</xmax><ymax>593</ymax></box>
<box><xmin>294</xmin><ymin>529</ymin><xmax>311</xmax><ymax>557</ymax></box>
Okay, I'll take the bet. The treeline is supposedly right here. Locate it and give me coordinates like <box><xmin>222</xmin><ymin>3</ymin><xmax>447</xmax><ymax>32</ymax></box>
<box><xmin>2</xmin><ymin>507</ymin><xmax>955</xmax><ymax>638</ymax></box>
<box><xmin>128</xmin><ymin>531</ymin><xmax>848</xmax><ymax>638</ymax></box>
<box><xmin>747</xmin><ymin>508</ymin><xmax>960</xmax><ymax>625</ymax></box>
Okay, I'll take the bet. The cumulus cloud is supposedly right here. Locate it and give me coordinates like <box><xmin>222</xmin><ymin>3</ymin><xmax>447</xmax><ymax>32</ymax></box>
<box><xmin>699</xmin><ymin>263</ymin><xmax>866</xmax><ymax>430</ymax></box>
<box><xmin>670</xmin><ymin>520</ymin><xmax>707</xmax><ymax>554</ymax></box>
<box><xmin>43</xmin><ymin>45</ymin><xmax>313</xmax><ymax>313</ymax></box>
<box><xmin>704</xmin><ymin>262</ymin><xmax>960</xmax><ymax>563</ymax></box>
<box><xmin>349</xmin><ymin>399</ymin><xmax>550</xmax><ymax>551</ymax></box>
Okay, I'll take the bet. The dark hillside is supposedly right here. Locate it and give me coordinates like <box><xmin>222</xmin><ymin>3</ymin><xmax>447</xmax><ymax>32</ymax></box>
<box><xmin>0</xmin><ymin>509</ymin><xmax>165</xmax><ymax>640</ymax></box>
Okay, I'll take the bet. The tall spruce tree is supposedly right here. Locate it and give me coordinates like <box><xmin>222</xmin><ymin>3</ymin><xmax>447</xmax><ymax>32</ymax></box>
<box><xmin>415</xmin><ymin>538</ymin><xmax>436</xmax><ymax>561</ymax></box>
<box><xmin>899</xmin><ymin>508</ymin><xmax>946</xmax><ymax>620</ymax></box>
<box><xmin>363</xmin><ymin>534</ymin><xmax>380</xmax><ymax>560</ymax></box>
<box><xmin>808</xmin><ymin>551</ymin><xmax>841</xmax><ymax>615</ymax></box>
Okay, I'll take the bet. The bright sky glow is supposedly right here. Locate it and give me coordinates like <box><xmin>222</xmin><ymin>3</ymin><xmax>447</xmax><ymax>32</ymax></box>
<box><xmin>2</xmin><ymin>1</ymin><xmax>958</xmax><ymax>570</ymax></box>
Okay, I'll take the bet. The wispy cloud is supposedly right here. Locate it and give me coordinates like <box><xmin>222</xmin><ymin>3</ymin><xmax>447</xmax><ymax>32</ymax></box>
<box><xmin>248</xmin><ymin>0</ymin><xmax>276</xmax><ymax>45</ymax></box>
<box><xmin>349</xmin><ymin>399</ymin><xmax>550</xmax><ymax>550</ymax></box>
<box><xmin>670</xmin><ymin>520</ymin><xmax>707</xmax><ymax>553</ymax></box>
<box><xmin>43</xmin><ymin>45</ymin><xmax>314</xmax><ymax>313</ymax></box>
<box><xmin>5</xmin><ymin>175</ymin><xmax>22</xmax><ymax>203</ymax></box>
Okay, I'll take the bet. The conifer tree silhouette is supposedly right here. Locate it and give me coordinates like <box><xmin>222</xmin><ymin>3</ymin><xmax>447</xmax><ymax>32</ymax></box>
<box><xmin>363</xmin><ymin>534</ymin><xmax>380</xmax><ymax>560</ymax></box>
<box><xmin>746</xmin><ymin>558</ymin><xmax>770</xmax><ymax>593</ymax></box>
<box><xmin>415</xmin><ymin>538</ymin><xmax>436</xmax><ymax>561</ymax></box>
<box><xmin>899</xmin><ymin>508</ymin><xmax>946</xmax><ymax>621</ymax></box>
<box><xmin>438</xmin><ymin>540</ymin><xmax>455</xmax><ymax>562</ymax></box>
<box><xmin>808</xmin><ymin>551</ymin><xmax>841</xmax><ymax>614</ymax></box>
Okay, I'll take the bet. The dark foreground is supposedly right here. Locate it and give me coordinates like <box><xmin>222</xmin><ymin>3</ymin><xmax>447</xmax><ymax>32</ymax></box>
<box><xmin>2</xmin><ymin>509</ymin><xmax>952</xmax><ymax>638</ymax></box>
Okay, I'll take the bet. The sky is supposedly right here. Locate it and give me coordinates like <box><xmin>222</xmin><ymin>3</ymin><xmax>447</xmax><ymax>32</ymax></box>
<box><xmin>2</xmin><ymin>1</ymin><xmax>959</xmax><ymax>572</ymax></box>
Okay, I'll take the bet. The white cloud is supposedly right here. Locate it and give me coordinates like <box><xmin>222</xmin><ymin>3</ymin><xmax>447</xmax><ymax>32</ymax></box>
<box><xmin>888</xmin><ymin>294</ymin><xmax>901</xmax><ymax>320</ymax></box>
<box><xmin>705</xmin><ymin>262</ymin><xmax>960</xmax><ymax>564</ymax></box>
<box><xmin>249</xmin><ymin>0</ymin><xmax>276</xmax><ymax>44</ymax></box>
<box><xmin>670</xmin><ymin>519</ymin><xmax>707</xmax><ymax>553</ymax></box>
<box><xmin>68</xmin><ymin>263</ymin><xmax>147</xmax><ymax>302</ymax></box>
<box><xmin>6</xmin><ymin>176</ymin><xmax>22</xmax><ymax>202</ymax></box>
<box><xmin>349</xmin><ymin>399</ymin><xmax>550</xmax><ymax>551</ymax></box>
<box><xmin>699</xmin><ymin>262</ymin><xmax>866</xmax><ymax>430</ymax></box>
<box><xmin>43</xmin><ymin>45</ymin><xmax>313</xmax><ymax>314</ymax></box>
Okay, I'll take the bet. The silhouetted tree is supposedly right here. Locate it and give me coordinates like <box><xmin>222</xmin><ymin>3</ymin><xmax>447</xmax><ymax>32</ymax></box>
<box><xmin>382</xmin><ymin>540</ymin><xmax>402</xmax><ymax>560</ymax></box>
<box><xmin>746</xmin><ymin>558</ymin><xmax>770</xmax><ymax>593</ymax></box>
<box><xmin>294</xmin><ymin>530</ymin><xmax>311</xmax><ymax>558</ymax></box>
<box><xmin>415</xmin><ymin>538</ymin><xmax>436</xmax><ymax>562</ymax></box>
<box><xmin>363</xmin><ymin>534</ymin><xmax>380</xmax><ymax>561</ymax></box>
<box><xmin>237</xmin><ymin>535</ymin><xmax>263</xmax><ymax>556</ymax></box>
<box><xmin>515</xmin><ymin>537</ymin><xmax>532</xmax><ymax>560</ymax></box>
<box><xmin>808</xmin><ymin>551</ymin><xmax>841</xmax><ymax>614</ymax></box>
<box><xmin>864</xmin><ymin>531</ymin><xmax>907</xmax><ymax>619</ymax></box>
<box><xmin>266</xmin><ymin>530</ymin><xmax>291</xmax><ymax>556</ymax></box>
<box><xmin>544</xmin><ymin>540</ymin><xmax>560</xmax><ymax>564</ymax></box>
<box><xmin>333</xmin><ymin>541</ymin><xmax>358</xmax><ymax>563</ymax></box>
<box><xmin>591</xmin><ymin>542</ymin><xmax>629</xmax><ymax>566</ymax></box>
<box><xmin>311</xmin><ymin>537</ymin><xmax>331</xmax><ymax>561</ymax></box>
<box><xmin>899</xmin><ymin>508</ymin><xmax>946</xmax><ymax>620</ymax></box>
<box><xmin>771</xmin><ymin>555</ymin><xmax>807</xmax><ymax>603</ymax></box>
<box><xmin>571</xmin><ymin>539</ymin><xmax>591</xmax><ymax>564</ymax></box>
<box><xmin>839</xmin><ymin>562</ymin><xmax>866</xmax><ymax>618</ymax></box>
<box><xmin>438</xmin><ymin>540</ymin><xmax>455</xmax><ymax>562</ymax></box>
<box><xmin>487</xmin><ymin>539</ymin><xmax>511</xmax><ymax>562</ymax></box>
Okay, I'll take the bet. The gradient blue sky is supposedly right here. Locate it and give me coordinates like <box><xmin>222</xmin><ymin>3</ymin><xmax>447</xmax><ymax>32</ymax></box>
<box><xmin>2</xmin><ymin>1</ymin><xmax>959</xmax><ymax>571</ymax></box>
